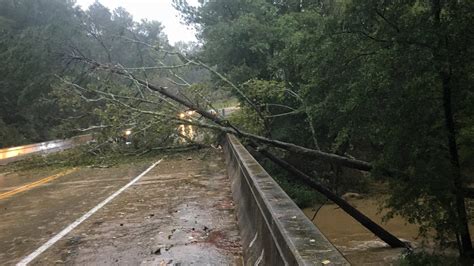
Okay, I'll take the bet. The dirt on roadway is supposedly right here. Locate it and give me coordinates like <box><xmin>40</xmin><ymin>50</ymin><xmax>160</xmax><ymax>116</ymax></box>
<box><xmin>0</xmin><ymin>149</ymin><xmax>242</xmax><ymax>265</ymax></box>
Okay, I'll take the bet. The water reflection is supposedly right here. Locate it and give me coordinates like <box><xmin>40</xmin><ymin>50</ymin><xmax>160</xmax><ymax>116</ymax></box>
<box><xmin>178</xmin><ymin>125</ymin><xmax>196</xmax><ymax>143</ymax></box>
<box><xmin>1</xmin><ymin>146</ymin><xmax>30</xmax><ymax>160</ymax></box>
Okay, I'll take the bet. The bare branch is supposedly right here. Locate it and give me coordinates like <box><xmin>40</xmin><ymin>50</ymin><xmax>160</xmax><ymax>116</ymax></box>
<box><xmin>374</xmin><ymin>8</ymin><xmax>400</xmax><ymax>33</ymax></box>
<box><xmin>116</xmin><ymin>35</ymin><xmax>226</xmax><ymax>118</ymax></box>
<box><xmin>177</xmin><ymin>119</ymin><xmax>373</xmax><ymax>172</ymax></box>
<box><xmin>263</xmin><ymin>103</ymin><xmax>297</xmax><ymax>111</ymax></box>
<box><xmin>121</xmin><ymin>63</ymin><xmax>192</xmax><ymax>71</ymax></box>
<box><xmin>192</xmin><ymin>59</ymin><xmax>263</xmax><ymax>119</ymax></box>
<box><xmin>264</xmin><ymin>110</ymin><xmax>300</xmax><ymax>118</ymax></box>
<box><xmin>166</xmin><ymin>77</ymin><xmax>188</xmax><ymax>87</ymax></box>
<box><xmin>71</xmin><ymin>56</ymin><xmax>375</xmax><ymax>172</ymax></box>
<box><xmin>75</xmin><ymin>125</ymin><xmax>110</xmax><ymax>132</ymax></box>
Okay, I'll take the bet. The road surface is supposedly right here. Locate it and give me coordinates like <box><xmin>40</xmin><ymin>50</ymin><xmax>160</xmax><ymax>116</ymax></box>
<box><xmin>0</xmin><ymin>149</ymin><xmax>242</xmax><ymax>265</ymax></box>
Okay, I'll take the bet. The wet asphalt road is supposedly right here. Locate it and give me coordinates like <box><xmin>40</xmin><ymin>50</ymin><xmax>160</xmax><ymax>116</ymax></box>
<box><xmin>0</xmin><ymin>150</ymin><xmax>242</xmax><ymax>265</ymax></box>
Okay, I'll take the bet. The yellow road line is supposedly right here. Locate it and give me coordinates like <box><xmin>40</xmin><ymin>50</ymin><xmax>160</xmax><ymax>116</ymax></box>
<box><xmin>0</xmin><ymin>168</ymin><xmax>77</xmax><ymax>200</ymax></box>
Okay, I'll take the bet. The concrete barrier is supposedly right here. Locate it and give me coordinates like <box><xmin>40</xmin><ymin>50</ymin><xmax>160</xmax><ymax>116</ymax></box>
<box><xmin>222</xmin><ymin>134</ymin><xmax>349</xmax><ymax>265</ymax></box>
<box><xmin>0</xmin><ymin>134</ymin><xmax>93</xmax><ymax>165</ymax></box>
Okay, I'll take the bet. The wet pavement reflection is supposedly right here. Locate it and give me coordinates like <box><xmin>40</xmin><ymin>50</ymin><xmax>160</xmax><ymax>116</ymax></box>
<box><xmin>178</xmin><ymin>124</ymin><xmax>196</xmax><ymax>143</ymax></box>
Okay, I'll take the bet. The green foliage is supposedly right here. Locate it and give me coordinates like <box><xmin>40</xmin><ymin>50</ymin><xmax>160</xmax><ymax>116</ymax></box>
<box><xmin>1</xmin><ymin>0</ymin><xmax>473</xmax><ymax>256</ymax></box>
<box><xmin>262</xmin><ymin>159</ymin><xmax>326</xmax><ymax>208</ymax></box>
<box><xmin>242</xmin><ymin>79</ymin><xmax>294</xmax><ymax>107</ymax></box>
<box><xmin>228</xmin><ymin>106</ymin><xmax>265</xmax><ymax>135</ymax></box>
<box><xmin>0</xmin><ymin>0</ymin><xmax>82</xmax><ymax>146</ymax></box>
<box><xmin>176</xmin><ymin>0</ymin><xmax>474</xmax><ymax>251</ymax></box>
<box><xmin>0</xmin><ymin>0</ymin><xmax>189</xmax><ymax>148</ymax></box>
<box><xmin>398</xmin><ymin>252</ymin><xmax>458</xmax><ymax>266</ymax></box>
<box><xmin>212</xmin><ymin>98</ymin><xmax>239</xmax><ymax>109</ymax></box>
<box><xmin>0</xmin><ymin>118</ymin><xmax>27</xmax><ymax>147</ymax></box>
<box><xmin>274</xmin><ymin>173</ymin><xmax>325</xmax><ymax>208</ymax></box>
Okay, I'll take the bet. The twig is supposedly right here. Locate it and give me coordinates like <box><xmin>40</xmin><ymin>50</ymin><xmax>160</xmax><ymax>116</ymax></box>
<box><xmin>311</xmin><ymin>198</ymin><xmax>329</xmax><ymax>221</ymax></box>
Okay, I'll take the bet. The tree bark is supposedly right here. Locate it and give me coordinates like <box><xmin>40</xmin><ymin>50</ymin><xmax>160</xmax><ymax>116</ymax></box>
<box><xmin>72</xmin><ymin>56</ymin><xmax>375</xmax><ymax>172</ymax></box>
<box><xmin>250</xmin><ymin>144</ymin><xmax>409</xmax><ymax>249</ymax></box>
<box><xmin>183</xmin><ymin>119</ymin><xmax>374</xmax><ymax>171</ymax></box>
<box><xmin>431</xmin><ymin>0</ymin><xmax>472</xmax><ymax>256</ymax></box>
<box><xmin>441</xmin><ymin>71</ymin><xmax>473</xmax><ymax>255</ymax></box>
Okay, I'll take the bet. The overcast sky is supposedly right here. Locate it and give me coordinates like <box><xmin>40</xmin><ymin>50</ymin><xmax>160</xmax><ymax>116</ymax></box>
<box><xmin>75</xmin><ymin>0</ymin><xmax>199</xmax><ymax>44</ymax></box>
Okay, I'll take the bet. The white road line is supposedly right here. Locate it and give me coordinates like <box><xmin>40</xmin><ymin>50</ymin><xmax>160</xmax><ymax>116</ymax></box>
<box><xmin>249</xmin><ymin>232</ymin><xmax>258</xmax><ymax>247</ymax></box>
<box><xmin>16</xmin><ymin>159</ymin><xmax>163</xmax><ymax>266</ymax></box>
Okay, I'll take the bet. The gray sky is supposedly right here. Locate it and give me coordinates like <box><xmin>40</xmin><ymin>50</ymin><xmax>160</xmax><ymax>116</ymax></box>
<box><xmin>75</xmin><ymin>0</ymin><xmax>199</xmax><ymax>44</ymax></box>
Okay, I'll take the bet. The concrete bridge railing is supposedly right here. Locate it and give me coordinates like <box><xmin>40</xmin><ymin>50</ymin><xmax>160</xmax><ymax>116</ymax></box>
<box><xmin>222</xmin><ymin>134</ymin><xmax>349</xmax><ymax>265</ymax></box>
<box><xmin>0</xmin><ymin>134</ymin><xmax>92</xmax><ymax>165</ymax></box>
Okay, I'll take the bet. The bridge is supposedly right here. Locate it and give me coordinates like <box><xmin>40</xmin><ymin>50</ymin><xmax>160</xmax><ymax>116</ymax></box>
<box><xmin>0</xmin><ymin>132</ymin><xmax>349</xmax><ymax>265</ymax></box>
<box><xmin>0</xmin><ymin>135</ymin><xmax>92</xmax><ymax>166</ymax></box>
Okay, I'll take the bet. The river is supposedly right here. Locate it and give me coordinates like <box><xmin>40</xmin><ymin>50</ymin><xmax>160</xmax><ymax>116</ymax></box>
<box><xmin>303</xmin><ymin>198</ymin><xmax>422</xmax><ymax>265</ymax></box>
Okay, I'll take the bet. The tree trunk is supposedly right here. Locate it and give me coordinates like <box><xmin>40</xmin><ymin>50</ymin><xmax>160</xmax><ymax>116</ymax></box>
<box><xmin>251</xmin><ymin>144</ymin><xmax>409</xmax><ymax>249</ymax></box>
<box><xmin>441</xmin><ymin>71</ymin><xmax>473</xmax><ymax>255</ymax></box>
<box><xmin>74</xmin><ymin>55</ymin><xmax>376</xmax><ymax>172</ymax></box>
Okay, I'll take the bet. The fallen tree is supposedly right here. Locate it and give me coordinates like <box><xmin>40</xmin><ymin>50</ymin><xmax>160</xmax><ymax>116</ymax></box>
<box><xmin>64</xmin><ymin>55</ymin><xmax>413</xmax><ymax>250</ymax></box>
<box><xmin>71</xmin><ymin>56</ymin><xmax>374</xmax><ymax>171</ymax></box>
<box><xmin>248</xmin><ymin>143</ymin><xmax>409</xmax><ymax>249</ymax></box>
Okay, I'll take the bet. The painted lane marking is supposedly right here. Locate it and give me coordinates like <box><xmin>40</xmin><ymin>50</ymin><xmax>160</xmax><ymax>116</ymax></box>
<box><xmin>16</xmin><ymin>159</ymin><xmax>162</xmax><ymax>266</ymax></box>
<box><xmin>254</xmin><ymin>249</ymin><xmax>264</xmax><ymax>266</ymax></box>
<box><xmin>249</xmin><ymin>232</ymin><xmax>258</xmax><ymax>247</ymax></box>
<box><xmin>0</xmin><ymin>169</ymin><xmax>77</xmax><ymax>200</ymax></box>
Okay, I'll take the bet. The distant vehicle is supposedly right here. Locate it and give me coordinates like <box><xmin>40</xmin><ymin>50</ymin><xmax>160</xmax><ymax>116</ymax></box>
<box><xmin>185</xmin><ymin>110</ymin><xmax>196</xmax><ymax>116</ymax></box>
<box><xmin>179</xmin><ymin>109</ymin><xmax>197</xmax><ymax>119</ymax></box>
<box><xmin>122</xmin><ymin>129</ymin><xmax>132</xmax><ymax>145</ymax></box>
<box><xmin>209</xmin><ymin>109</ymin><xmax>217</xmax><ymax>116</ymax></box>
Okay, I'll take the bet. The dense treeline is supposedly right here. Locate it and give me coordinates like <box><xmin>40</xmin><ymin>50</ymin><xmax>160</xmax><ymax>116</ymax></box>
<box><xmin>174</xmin><ymin>0</ymin><xmax>474</xmax><ymax>256</ymax></box>
<box><xmin>1</xmin><ymin>0</ymin><xmax>474</xmax><ymax>260</ymax></box>
<box><xmin>0</xmin><ymin>0</ymin><xmax>211</xmax><ymax>148</ymax></box>
<box><xmin>0</xmin><ymin>0</ymin><xmax>79</xmax><ymax>145</ymax></box>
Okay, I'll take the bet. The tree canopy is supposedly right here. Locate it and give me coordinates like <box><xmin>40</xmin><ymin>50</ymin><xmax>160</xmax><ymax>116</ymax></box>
<box><xmin>175</xmin><ymin>0</ymin><xmax>474</xmax><ymax>255</ymax></box>
<box><xmin>1</xmin><ymin>0</ymin><xmax>473</xmax><ymax>260</ymax></box>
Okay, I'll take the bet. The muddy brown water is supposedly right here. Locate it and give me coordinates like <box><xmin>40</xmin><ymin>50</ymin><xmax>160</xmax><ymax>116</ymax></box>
<box><xmin>304</xmin><ymin>198</ymin><xmax>474</xmax><ymax>265</ymax></box>
<box><xmin>303</xmin><ymin>198</ymin><xmax>418</xmax><ymax>265</ymax></box>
